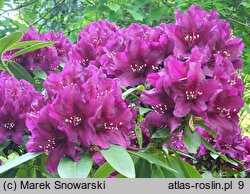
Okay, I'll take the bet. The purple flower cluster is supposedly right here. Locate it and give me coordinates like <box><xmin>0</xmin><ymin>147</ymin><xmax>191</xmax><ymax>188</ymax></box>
<box><xmin>26</xmin><ymin>62</ymin><xmax>136</xmax><ymax>172</ymax></box>
<box><xmin>7</xmin><ymin>28</ymin><xmax>72</xmax><ymax>74</ymax></box>
<box><xmin>142</xmin><ymin>5</ymin><xmax>244</xmax><ymax>141</ymax></box>
<box><xmin>0</xmin><ymin>71</ymin><xmax>43</xmax><ymax>144</ymax></box>
<box><xmin>140</xmin><ymin>5</ymin><xmax>248</xmax><ymax>169</ymax></box>
<box><xmin>69</xmin><ymin>20</ymin><xmax>173</xmax><ymax>87</ymax></box>
<box><xmin>168</xmin><ymin>126</ymin><xmax>250</xmax><ymax>170</ymax></box>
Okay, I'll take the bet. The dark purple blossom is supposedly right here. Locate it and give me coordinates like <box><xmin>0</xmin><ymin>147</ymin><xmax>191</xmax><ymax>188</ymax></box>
<box><xmin>0</xmin><ymin>71</ymin><xmax>44</xmax><ymax>145</ymax></box>
<box><xmin>26</xmin><ymin>106</ymin><xmax>82</xmax><ymax>173</ymax></box>
<box><xmin>0</xmin><ymin>101</ymin><xmax>25</xmax><ymax>144</ymax></box>
<box><xmin>40</xmin><ymin>30</ymin><xmax>73</xmax><ymax>63</ymax></box>
<box><xmin>165</xmin><ymin>56</ymin><xmax>222</xmax><ymax>118</ymax></box>
<box><xmin>205</xmin><ymin>90</ymin><xmax>244</xmax><ymax>141</ymax></box>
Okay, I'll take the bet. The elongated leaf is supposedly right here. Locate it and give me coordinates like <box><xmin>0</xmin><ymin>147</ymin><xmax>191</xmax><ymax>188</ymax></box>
<box><xmin>128</xmin><ymin>151</ymin><xmax>178</xmax><ymax>174</ymax></box>
<box><xmin>0</xmin><ymin>141</ymin><xmax>10</xmax><ymax>151</ymax></box>
<box><xmin>135</xmin><ymin>158</ymin><xmax>152</xmax><ymax>178</ymax></box>
<box><xmin>152</xmin><ymin>128</ymin><xmax>171</xmax><ymax>139</ymax></box>
<box><xmin>7</xmin><ymin>60</ymin><xmax>34</xmax><ymax>84</ymax></box>
<box><xmin>200</xmin><ymin>138</ymin><xmax>218</xmax><ymax>154</ymax></box>
<box><xmin>95</xmin><ymin>162</ymin><xmax>114</xmax><ymax>178</ymax></box>
<box><xmin>122</xmin><ymin>85</ymin><xmax>144</xmax><ymax>100</ymax></box>
<box><xmin>164</xmin><ymin>155</ymin><xmax>202</xmax><ymax>178</ymax></box>
<box><xmin>33</xmin><ymin>69</ymin><xmax>47</xmax><ymax>80</ymax></box>
<box><xmin>183</xmin><ymin>126</ymin><xmax>201</xmax><ymax>154</ymax></box>
<box><xmin>0</xmin><ymin>168</ymin><xmax>18</xmax><ymax>178</ymax></box>
<box><xmin>151</xmin><ymin>165</ymin><xmax>165</xmax><ymax>178</ymax></box>
<box><xmin>0</xmin><ymin>31</ymin><xmax>23</xmax><ymax>55</ymax></box>
<box><xmin>0</xmin><ymin>153</ymin><xmax>42</xmax><ymax>174</ymax></box>
<box><xmin>58</xmin><ymin>154</ymin><xmax>92</xmax><ymax>178</ymax></box>
<box><xmin>6</xmin><ymin>41</ymin><xmax>42</xmax><ymax>51</ymax></box>
<box><xmin>11</xmin><ymin>42</ymin><xmax>55</xmax><ymax>58</ymax></box>
<box><xmin>139</xmin><ymin>107</ymin><xmax>151</xmax><ymax>115</ymax></box>
<box><xmin>33</xmin><ymin>166</ymin><xmax>59</xmax><ymax>178</ymax></box>
<box><xmin>100</xmin><ymin>144</ymin><xmax>135</xmax><ymax>178</ymax></box>
<box><xmin>181</xmin><ymin>160</ymin><xmax>202</xmax><ymax>178</ymax></box>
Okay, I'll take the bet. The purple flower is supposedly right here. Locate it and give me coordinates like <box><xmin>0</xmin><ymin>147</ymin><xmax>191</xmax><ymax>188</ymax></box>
<box><xmin>165</xmin><ymin>56</ymin><xmax>222</xmax><ymax>118</ymax></box>
<box><xmin>141</xmin><ymin>87</ymin><xmax>180</xmax><ymax>132</ymax></box>
<box><xmin>0</xmin><ymin>71</ymin><xmax>44</xmax><ymax>144</ymax></box>
<box><xmin>49</xmin><ymin>85</ymin><xmax>97</xmax><ymax>147</ymax></box>
<box><xmin>26</xmin><ymin>105</ymin><xmax>82</xmax><ymax>173</ymax></box>
<box><xmin>0</xmin><ymin>101</ymin><xmax>25</xmax><ymax>144</ymax></box>
<box><xmin>43</xmin><ymin>63</ymin><xmax>137</xmax><ymax>151</ymax></box>
<box><xmin>88</xmin><ymin>94</ymin><xmax>135</xmax><ymax>149</ymax></box>
<box><xmin>104</xmin><ymin>24</ymin><xmax>172</xmax><ymax>87</ymax></box>
<box><xmin>69</xmin><ymin>39</ymin><xmax>98</xmax><ymax>67</ymax></box>
<box><xmin>91</xmin><ymin>152</ymin><xmax>105</xmax><ymax>166</ymax></box>
<box><xmin>213</xmin><ymin>57</ymin><xmax>244</xmax><ymax>95</ymax></box>
<box><xmin>205</xmin><ymin>90</ymin><xmax>244</xmax><ymax>141</ymax></box>
<box><xmin>40</xmin><ymin>30</ymin><xmax>73</xmax><ymax>63</ymax></box>
<box><xmin>9</xmin><ymin>27</ymin><xmax>72</xmax><ymax>74</ymax></box>
<box><xmin>169</xmin><ymin>5</ymin><xmax>219</xmax><ymax>58</ymax></box>
<box><xmin>43</xmin><ymin>61</ymin><xmax>85</xmax><ymax>99</ymax></box>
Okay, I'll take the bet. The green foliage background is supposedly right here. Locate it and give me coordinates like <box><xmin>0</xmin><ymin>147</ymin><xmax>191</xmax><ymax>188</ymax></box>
<box><xmin>0</xmin><ymin>0</ymin><xmax>250</xmax><ymax>135</ymax></box>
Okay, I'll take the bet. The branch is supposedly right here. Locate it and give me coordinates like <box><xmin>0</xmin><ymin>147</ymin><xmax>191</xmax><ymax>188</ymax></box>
<box><xmin>30</xmin><ymin>0</ymin><xmax>65</xmax><ymax>26</ymax></box>
<box><xmin>0</xmin><ymin>0</ymin><xmax>37</xmax><ymax>16</ymax></box>
<box><xmin>220</xmin><ymin>13</ymin><xmax>250</xmax><ymax>28</ymax></box>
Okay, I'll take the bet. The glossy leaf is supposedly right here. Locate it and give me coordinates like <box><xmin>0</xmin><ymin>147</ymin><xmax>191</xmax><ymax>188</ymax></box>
<box><xmin>100</xmin><ymin>144</ymin><xmax>135</xmax><ymax>178</ymax></box>
<box><xmin>0</xmin><ymin>31</ymin><xmax>23</xmax><ymax>55</ymax></box>
<box><xmin>183</xmin><ymin>126</ymin><xmax>201</xmax><ymax>154</ymax></box>
<box><xmin>0</xmin><ymin>153</ymin><xmax>42</xmax><ymax>174</ymax></box>
<box><xmin>95</xmin><ymin>162</ymin><xmax>114</xmax><ymax>178</ymax></box>
<box><xmin>11</xmin><ymin>42</ymin><xmax>55</xmax><ymax>58</ymax></box>
<box><xmin>58</xmin><ymin>154</ymin><xmax>92</xmax><ymax>178</ymax></box>
<box><xmin>6</xmin><ymin>41</ymin><xmax>42</xmax><ymax>51</ymax></box>
<box><xmin>128</xmin><ymin>151</ymin><xmax>178</xmax><ymax>174</ymax></box>
<box><xmin>7</xmin><ymin>60</ymin><xmax>34</xmax><ymax>84</ymax></box>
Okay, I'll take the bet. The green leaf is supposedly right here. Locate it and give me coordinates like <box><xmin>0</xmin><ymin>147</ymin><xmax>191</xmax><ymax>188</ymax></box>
<box><xmin>0</xmin><ymin>141</ymin><xmax>10</xmax><ymax>151</ymax></box>
<box><xmin>135</xmin><ymin>123</ymin><xmax>143</xmax><ymax>149</ymax></box>
<box><xmin>202</xmin><ymin>171</ymin><xmax>214</xmax><ymax>178</ymax></box>
<box><xmin>164</xmin><ymin>155</ymin><xmax>202</xmax><ymax>178</ymax></box>
<box><xmin>128</xmin><ymin>10</ymin><xmax>144</xmax><ymax>21</ymax></box>
<box><xmin>58</xmin><ymin>154</ymin><xmax>92</xmax><ymax>178</ymax></box>
<box><xmin>6</xmin><ymin>60</ymin><xmax>34</xmax><ymax>84</ymax></box>
<box><xmin>151</xmin><ymin>165</ymin><xmax>165</xmax><ymax>178</ymax></box>
<box><xmin>148</xmin><ymin>7</ymin><xmax>166</xmax><ymax>25</ymax></box>
<box><xmin>210</xmin><ymin>152</ymin><xmax>220</xmax><ymax>160</ymax></box>
<box><xmin>0</xmin><ymin>168</ymin><xmax>18</xmax><ymax>178</ymax></box>
<box><xmin>0</xmin><ymin>153</ymin><xmax>42</xmax><ymax>174</ymax></box>
<box><xmin>128</xmin><ymin>151</ymin><xmax>178</xmax><ymax>174</ymax></box>
<box><xmin>122</xmin><ymin>85</ymin><xmax>144</xmax><ymax>100</ymax></box>
<box><xmin>108</xmin><ymin>4</ymin><xmax>120</xmax><ymax>12</ymax></box>
<box><xmin>100</xmin><ymin>144</ymin><xmax>135</xmax><ymax>178</ymax></box>
<box><xmin>200</xmin><ymin>138</ymin><xmax>218</xmax><ymax>154</ymax></box>
<box><xmin>95</xmin><ymin>162</ymin><xmax>114</xmax><ymax>178</ymax></box>
<box><xmin>6</xmin><ymin>41</ymin><xmax>42</xmax><ymax>51</ymax></box>
<box><xmin>135</xmin><ymin>158</ymin><xmax>152</xmax><ymax>178</ymax></box>
<box><xmin>139</xmin><ymin>107</ymin><xmax>151</xmax><ymax>115</ymax></box>
<box><xmin>34</xmin><ymin>166</ymin><xmax>59</xmax><ymax>178</ymax></box>
<box><xmin>183</xmin><ymin>126</ymin><xmax>201</xmax><ymax>154</ymax></box>
<box><xmin>0</xmin><ymin>31</ymin><xmax>23</xmax><ymax>55</ymax></box>
<box><xmin>11</xmin><ymin>42</ymin><xmax>55</xmax><ymax>58</ymax></box>
<box><xmin>152</xmin><ymin>128</ymin><xmax>171</xmax><ymax>139</ymax></box>
<box><xmin>181</xmin><ymin>160</ymin><xmax>202</xmax><ymax>178</ymax></box>
<box><xmin>33</xmin><ymin>69</ymin><xmax>47</xmax><ymax>80</ymax></box>
<box><xmin>176</xmin><ymin>150</ymin><xmax>196</xmax><ymax>161</ymax></box>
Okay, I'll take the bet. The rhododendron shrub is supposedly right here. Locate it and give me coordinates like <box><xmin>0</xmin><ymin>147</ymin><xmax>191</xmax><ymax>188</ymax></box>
<box><xmin>0</xmin><ymin>5</ymin><xmax>249</xmax><ymax>178</ymax></box>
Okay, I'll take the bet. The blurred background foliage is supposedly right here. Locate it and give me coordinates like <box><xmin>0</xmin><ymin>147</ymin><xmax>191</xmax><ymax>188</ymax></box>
<box><xmin>0</xmin><ymin>0</ymin><xmax>250</xmax><ymax>135</ymax></box>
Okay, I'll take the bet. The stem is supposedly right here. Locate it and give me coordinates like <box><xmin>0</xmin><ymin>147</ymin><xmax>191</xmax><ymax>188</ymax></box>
<box><xmin>166</xmin><ymin>141</ymin><xmax>191</xmax><ymax>177</ymax></box>
<box><xmin>0</xmin><ymin>59</ymin><xmax>13</xmax><ymax>76</ymax></box>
